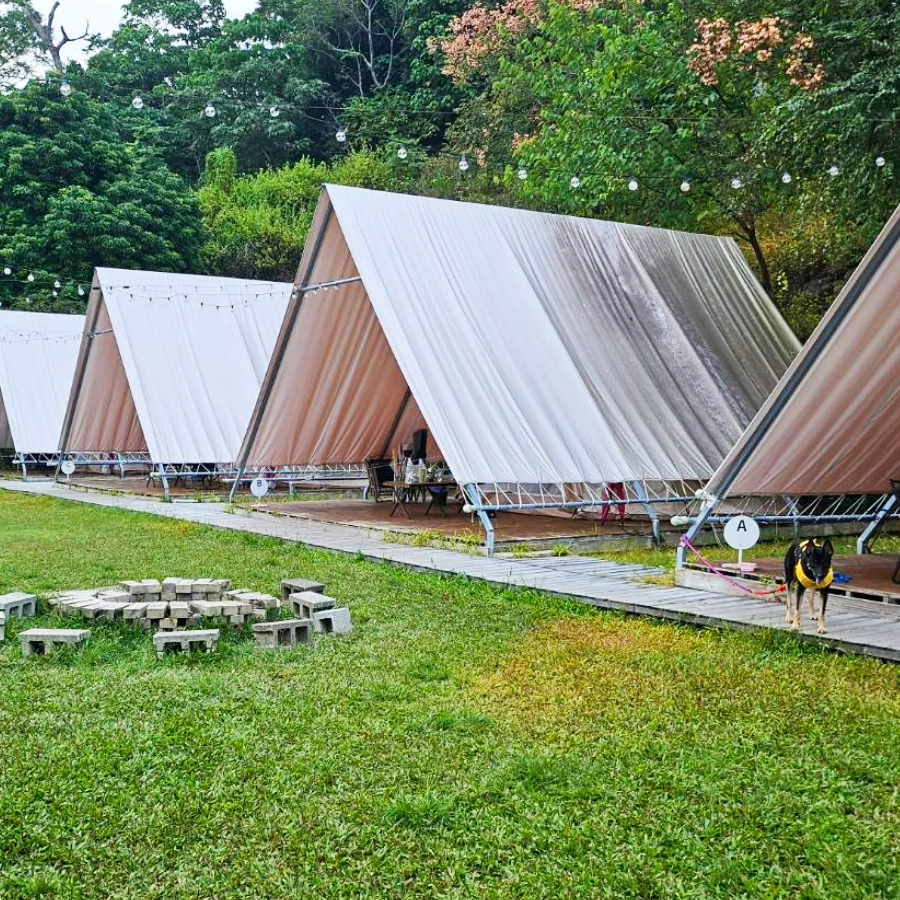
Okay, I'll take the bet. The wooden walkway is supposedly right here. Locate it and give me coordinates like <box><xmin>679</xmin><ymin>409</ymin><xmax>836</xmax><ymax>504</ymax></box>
<box><xmin>4</xmin><ymin>479</ymin><xmax>900</xmax><ymax>662</ymax></box>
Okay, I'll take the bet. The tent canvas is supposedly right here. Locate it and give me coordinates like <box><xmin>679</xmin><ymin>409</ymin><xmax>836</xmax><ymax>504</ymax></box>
<box><xmin>239</xmin><ymin>185</ymin><xmax>798</xmax><ymax>494</ymax></box>
<box><xmin>706</xmin><ymin>203</ymin><xmax>900</xmax><ymax>500</ymax></box>
<box><xmin>0</xmin><ymin>310</ymin><xmax>85</xmax><ymax>454</ymax></box>
<box><xmin>60</xmin><ymin>269</ymin><xmax>293</xmax><ymax>465</ymax></box>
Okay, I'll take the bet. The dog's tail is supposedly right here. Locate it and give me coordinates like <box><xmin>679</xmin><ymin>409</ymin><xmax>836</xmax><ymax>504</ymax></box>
<box><xmin>784</xmin><ymin>542</ymin><xmax>799</xmax><ymax>587</ymax></box>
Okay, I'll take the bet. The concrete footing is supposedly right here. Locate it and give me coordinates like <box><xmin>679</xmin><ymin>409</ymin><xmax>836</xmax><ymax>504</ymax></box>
<box><xmin>0</xmin><ymin>592</ymin><xmax>37</xmax><ymax>619</ymax></box>
<box><xmin>291</xmin><ymin>591</ymin><xmax>335</xmax><ymax>619</ymax></box>
<box><xmin>312</xmin><ymin>607</ymin><xmax>353</xmax><ymax>635</ymax></box>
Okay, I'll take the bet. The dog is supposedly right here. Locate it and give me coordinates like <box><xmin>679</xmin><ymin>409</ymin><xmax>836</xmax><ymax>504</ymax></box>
<box><xmin>784</xmin><ymin>539</ymin><xmax>834</xmax><ymax>634</ymax></box>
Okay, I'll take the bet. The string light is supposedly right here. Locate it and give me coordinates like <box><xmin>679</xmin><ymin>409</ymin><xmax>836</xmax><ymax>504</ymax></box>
<box><xmin>458</xmin><ymin>153</ymin><xmax>469</xmax><ymax>172</ymax></box>
<box><xmin>26</xmin><ymin>274</ymin><xmax>34</xmax><ymax>282</ymax></box>
<box><xmin>627</xmin><ymin>176</ymin><xmax>639</xmax><ymax>191</ymax></box>
<box><xmin>59</xmin><ymin>80</ymin><xmax>72</xmax><ymax>97</ymax></box>
<box><xmin>828</xmin><ymin>164</ymin><xmax>840</xmax><ymax>177</ymax></box>
<box><xmin>3</xmin><ymin>267</ymin><xmax>10</xmax><ymax>276</ymax></box>
<box><xmin>876</xmin><ymin>155</ymin><xmax>886</xmax><ymax>168</ymax></box>
<box><xmin>570</xmin><ymin>176</ymin><xmax>581</xmax><ymax>189</ymax></box>
<box><xmin>132</xmin><ymin>97</ymin><xmax>144</xmax><ymax>110</ymax></box>
<box><xmin>335</xmin><ymin>128</ymin><xmax>347</xmax><ymax>143</ymax></box>
<box><xmin>781</xmin><ymin>171</ymin><xmax>792</xmax><ymax>184</ymax></box>
<box><xmin>731</xmin><ymin>176</ymin><xmax>743</xmax><ymax>190</ymax></box>
<box><xmin>54</xmin><ymin>280</ymin><xmax>61</xmax><ymax>289</ymax></box>
<box><xmin>517</xmin><ymin>167</ymin><xmax>527</xmax><ymax>180</ymax></box>
<box><xmin>269</xmin><ymin>106</ymin><xmax>280</xmax><ymax>118</ymax></box>
<box><xmin>680</xmin><ymin>180</ymin><xmax>691</xmax><ymax>193</ymax></box>
<box><xmin>397</xmin><ymin>146</ymin><xmax>408</xmax><ymax>160</ymax></box>
<box><xmin>204</xmin><ymin>103</ymin><xmax>216</xmax><ymax>118</ymax></box>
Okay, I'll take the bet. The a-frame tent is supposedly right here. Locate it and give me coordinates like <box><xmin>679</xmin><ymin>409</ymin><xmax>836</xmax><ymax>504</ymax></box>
<box><xmin>679</xmin><ymin>203</ymin><xmax>900</xmax><ymax>562</ymax></box>
<box><xmin>237</xmin><ymin>185</ymin><xmax>799</xmax><ymax>549</ymax></box>
<box><xmin>59</xmin><ymin>269</ymin><xmax>293</xmax><ymax>486</ymax></box>
<box><xmin>0</xmin><ymin>310</ymin><xmax>85</xmax><ymax>475</ymax></box>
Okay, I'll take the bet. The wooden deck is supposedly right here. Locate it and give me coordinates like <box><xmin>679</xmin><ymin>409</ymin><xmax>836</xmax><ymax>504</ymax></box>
<box><xmin>250</xmin><ymin>499</ymin><xmax>661</xmax><ymax>550</ymax></box>
<box><xmin>734</xmin><ymin>552</ymin><xmax>900</xmax><ymax>605</ymax></box>
<box><xmin>5</xmin><ymin>479</ymin><xmax>900</xmax><ymax>663</ymax></box>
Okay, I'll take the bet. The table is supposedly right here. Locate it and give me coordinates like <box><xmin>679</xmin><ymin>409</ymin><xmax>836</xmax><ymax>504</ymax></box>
<box><xmin>387</xmin><ymin>480</ymin><xmax>457</xmax><ymax>518</ymax></box>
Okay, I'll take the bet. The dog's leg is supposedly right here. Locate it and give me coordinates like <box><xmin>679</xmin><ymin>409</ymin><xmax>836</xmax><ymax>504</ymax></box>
<box><xmin>792</xmin><ymin>586</ymin><xmax>803</xmax><ymax>631</ymax></box>
<box><xmin>818</xmin><ymin>590</ymin><xmax>828</xmax><ymax>634</ymax></box>
<box><xmin>808</xmin><ymin>590</ymin><xmax>817</xmax><ymax>620</ymax></box>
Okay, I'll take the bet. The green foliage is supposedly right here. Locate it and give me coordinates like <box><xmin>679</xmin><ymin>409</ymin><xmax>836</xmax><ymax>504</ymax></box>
<box><xmin>0</xmin><ymin>84</ymin><xmax>204</xmax><ymax>311</ymax></box>
<box><xmin>3</xmin><ymin>492</ymin><xmax>900</xmax><ymax>897</ymax></box>
<box><xmin>198</xmin><ymin>146</ymin><xmax>421</xmax><ymax>279</ymax></box>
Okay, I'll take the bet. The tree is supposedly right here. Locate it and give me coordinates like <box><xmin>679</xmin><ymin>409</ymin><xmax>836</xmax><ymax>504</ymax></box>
<box><xmin>0</xmin><ymin>85</ymin><xmax>205</xmax><ymax>312</ymax></box>
<box><xmin>0</xmin><ymin>0</ymin><xmax>90</xmax><ymax>81</ymax></box>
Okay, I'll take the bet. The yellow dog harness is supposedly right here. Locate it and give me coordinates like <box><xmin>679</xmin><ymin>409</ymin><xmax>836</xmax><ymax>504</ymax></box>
<box><xmin>795</xmin><ymin>561</ymin><xmax>833</xmax><ymax>591</ymax></box>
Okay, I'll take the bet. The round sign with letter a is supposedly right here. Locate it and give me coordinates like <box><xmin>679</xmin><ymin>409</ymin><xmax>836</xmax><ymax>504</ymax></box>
<box><xmin>723</xmin><ymin>515</ymin><xmax>760</xmax><ymax>551</ymax></box>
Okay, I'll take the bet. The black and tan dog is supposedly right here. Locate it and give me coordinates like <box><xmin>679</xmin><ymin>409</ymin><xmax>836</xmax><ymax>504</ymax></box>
<box><xmin>784</xmin><ymin>539</ymin><xmax>834</xmax><ymax>633</ymax></box>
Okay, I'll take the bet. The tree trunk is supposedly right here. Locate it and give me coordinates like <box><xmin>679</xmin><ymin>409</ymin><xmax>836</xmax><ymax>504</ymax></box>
<box><xmin>737</xmin><ymin>215</ymin><xmax>773</xmax><ymax>296</ymax></box>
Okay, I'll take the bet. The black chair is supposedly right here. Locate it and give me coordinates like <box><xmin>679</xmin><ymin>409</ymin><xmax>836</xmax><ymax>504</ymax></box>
<box><xmin>891</xmin><ymin>480</ymin><xmax>900</xmax><ymax>584</ymax></box>
<box><xmin>365</xmin><ymin>458</ymin><xmax>395</xmax><ymax>502</ymax></box>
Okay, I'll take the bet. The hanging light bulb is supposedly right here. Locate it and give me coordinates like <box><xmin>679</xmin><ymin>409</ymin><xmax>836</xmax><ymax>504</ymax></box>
<box><xmin>2</xmin><ymin>267</ymin><xmax>10</xmax><ymax>276</ymax></box>
<box><xmin>781</xmin><ymin>171</ymin><xmax>792</xmax><ymax>184</ymax></box>
<box><xmin>680</xmin><ymin>180</ymin><xmax>691</xmax><ymax>193</ymax></box>
<box><xmin>517</xmin><ymin>167</ymin><xmax>527</xmax><ymax>180</ymax></box>
<box><xmin>570</xmin><ymin>176</ymin><xmax>581</xmax><ymax>189</ymax></box>
<box><xmin>132</xmin><ymin>96</ymin><xmax>144</xmax><ymax>110</ymax></box>
<box><xmin>335</xmin><ymin>128</ymin><xmax>347</xmax><ymax>143</ymax></box>
<box><xmin>24</xmin><ymin>297</ymin><xmax>31</xmax><ymax>304</ymax></box>
<box><xmin>27</xmin><ymin>273</ymin><xmax>34</xmax><ymax>282</ymax></box>
<box><xmin>78</xmin><ymin>286</ymin><xmax>85</xmax><ymax>297</ymax></box>
<box><xmin>60</xmin><ymin>80</ymin><xmax>72</xmax><ymax>97</ymax></box>
<box><xmin>52</xmin><ymin>290</ymin><xmax>58</xmax><ymax>297</ymax></box>
<box><xmin>397</xmin><ymin>146</ymin><xmax>408</xmax><ymax>160</ymax></box>
<box><xmin>458</xmin><ymin>153</ymin><xmax>469</xmax><ymax>172</ymax></box>
<box><xmin>204</xmin><ymin>103</ymin><xmax>217</xmax><ymax>118</ymax></box>
<box><xmin>875</xmin><ymin>155</ymin><xmax>886</xmax><ymax>168</ymax></box>
<box><xmin>269</xmin><ymin>106</ymin><xmax>280</xmax><ymax>118</ymax></box>
<box><xmin>54</xmin><ymin>280</ymin><xmax>61</xmax><ymax>289</ymax></box>
<box><xmin>828</xmin><ymin>164</ymin><xmax>840</xmax><ymax>177</ymax></box>
<box><xmin>627</xmin><ymin>176</ymin><xmax>639</xmax><ymax>192</ymax></box>
<box><xmin>731</xmin><ymin>176</ymin><xmax>743</xmax><ymax>190</ymax></box>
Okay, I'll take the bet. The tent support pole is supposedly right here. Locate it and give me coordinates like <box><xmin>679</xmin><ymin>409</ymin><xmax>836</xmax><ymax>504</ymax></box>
<box><xmin>19</xmin><ymin>455</ymin><xmax>28</xmax><ymax>480</ymax></box>
<box><xmin>229</xmin><ymin>468</ymin><xmax>243</xmax><ymax>502</ymax></box>
<box><xmin>857</xmin><ymin>493</ymin><xmax>897</xmax><ymax>554</ymax></box>
<box><xmin>464</xmin><ymin>483</ymin><xmax>495</xmax><ymax>556</ymax></box>
<box><xmin>117</xmin><ymin>453</ymin><xmax>125</xmax><ymax>479</ymax></box>
<box><xmin>157</xmin><ymin>463</ymin><xmax>171</xmax><ymax>502</ymax></box>
<box><xmin>676</xmin><ymin>504</ymin><xmax>711</xmax><ymax>569</ymax></box>
<box><xmin>631</xmin><ymin>480</ymin><xmax>661</xmax><ymax>547</ymax></box>
<box><xmin>781</xmin><ymin>496</ymin><xmax>800</xmax><ymax>542</ymax></box>
<box><xmin>379</xmin><ymin>388</ymin><xmax>412</xmax><ymax>460</ymax></box>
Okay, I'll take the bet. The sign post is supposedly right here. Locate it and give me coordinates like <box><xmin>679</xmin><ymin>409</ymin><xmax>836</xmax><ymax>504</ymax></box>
<box><xmin>723</xmin><ymin>515</ymin><xmax>760</xmax><ymax>570</ymax></box>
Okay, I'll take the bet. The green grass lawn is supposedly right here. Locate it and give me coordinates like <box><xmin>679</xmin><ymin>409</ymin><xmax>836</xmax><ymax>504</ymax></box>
<box><xmin>2</xmin><ymin>490</ymin><xmax>900</xmax><ymax>899</ymax></box>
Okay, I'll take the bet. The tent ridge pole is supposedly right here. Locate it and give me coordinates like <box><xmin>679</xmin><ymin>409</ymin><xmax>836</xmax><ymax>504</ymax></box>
<box><xmin>857</xmin><ymin>493</ymin><xmax>898</xmax><ymax>554</ymax></box>
<box><xmin>379</xmin><ymin>387</ymin><xmax>412</xmax><ymax>460</ymax></box>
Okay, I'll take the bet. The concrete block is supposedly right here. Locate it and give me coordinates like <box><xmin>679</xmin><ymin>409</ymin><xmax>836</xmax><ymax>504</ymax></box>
<box><xmin>153</xmin><ymin>628</ymin><xmax>219</xmax><ymax>659</ymax></box>
<box><xmin>220</xmin><ymin>601</ymin><xmax>241</xmax><ymax>616</ymax></box>
<box><xmin>20</xmin><ymin>628</ymin><xmax>90</xmax><ymax>656</ymax></box>
<box><xmin>161</xmin><ymin>591</ymin><xmax>176</xmax><ymax>603</ymax></box>
<box><xmin>123</xmin><ymin>603</ymin><xmax>149</xmax><ymax>620</ymax></box>
<box><xmin>145</xmin><ymin>602</ymin><xmax>168</xmax><ymax>620</ymax></box>
<box><xmin>252</xmin><ymin>618</ymin><xmax>312</xmax><ymax>649</ymax></box>
<box><xmin>96</xmin><ymin>590</ymin><xmax>130</xmax><ymax>604</ymax></box>
<box><xmin>144</xmin><ymin>592</ymin><xmax>162</xmax><ymax>603</ymax></box>
<box><xmin>98</xmin><ymin>602</ymin><xmax>129</xmax><ymax>620</ymax></box>
<box><xmin>291</xmin><ymin>591</ymin><xmax>335</xmax><ymax>619</ymax></box>
<box><xmin>142</xmin><ymin>579</ymin><xmax>162</xmax><ymax>592</ymax></box>
<box><xmin>312</xmin><ymin>607</ymin><xmax>352</xmax><ymax>635</ymax></box>
<box><xmin>243</xmin><ymin>592</ymin><xmax>280</xmax><ymax>609</ymax></box>
<box><xmin>157</xmin><ymin>617</ymin><xmax>178</xmax><ymax>630</ymax></box>
<box><xmin>190</xmin><ymin>600</ymin><xmax>223</xmax><ymax>617</ymax></box>
<box><xmin>281</xmin><ymin>578</ymin><xmax>325</xmax><ymax>602</ymax></box>
<box><xmin>162</xmin><ymin>578</ymin><xmax>179</xmax><ymax>591</ymax></box>
<box><xmin>251</xmin><ymin>608</ymin><xmax>267</xmax><ymax>620</ymax></box>
<box><xmin>175</xmin><ymin>579</ymin><xmax>194</xmax><ymax>595</ymax></box>
<box><xmin>212</xmin><ymin>579</ymin><xmax>231</xmax><ymax>592</ymax></box>
<box><xmin>0</xmin><ymin>592</ymin><xmax>37</xmax><ymax>618</ymax></box>
<box><xmin>169</xmin><ymin>602</ymin><xmax>191</xmax><ymax>619</ymax></box>
<box><xmin>193</xmin><ymin>578</ymin><xmax>214</xmax><ymax>594</ymax></box>
<box><xmin>227</xmin><ymin>614</ymin><xmax>245</xmax><ymax>626</ymax></box>
<box><xmin>119</xmin><ymin>580</ymin><xmax>146</xmax><ymax>595</ymax></box>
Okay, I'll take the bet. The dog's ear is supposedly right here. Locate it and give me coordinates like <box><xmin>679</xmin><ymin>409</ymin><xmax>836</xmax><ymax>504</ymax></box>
<box><xmin>802</xmin><ymin>539</ymin><xmax>815</xmax><ymax>553</ymax></box>
<box><xmin>822</xmin><ymin>539</ymin><xmax>834</xmax><ymax>556</ymax></box>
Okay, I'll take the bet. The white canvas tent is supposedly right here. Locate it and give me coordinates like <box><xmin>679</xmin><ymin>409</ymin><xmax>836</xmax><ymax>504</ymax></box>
<box><xmin>237</xmin><ymin>186</ymin><xmax>798</xmax><ymax>548</ymax></box>
<box><xmin>0</xmin><ymin>311</ymin><xmax>85</xmax><ymax>473</ymax></box>
<box><xmin>677</xmin><ymin>203</ymin><xmax>900</xmax><ymax>562</ymax></box>
<box><xmin>59</xmin><ymin>269</ymin><xmax>293</xmax><ymax>480</ymax></box>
